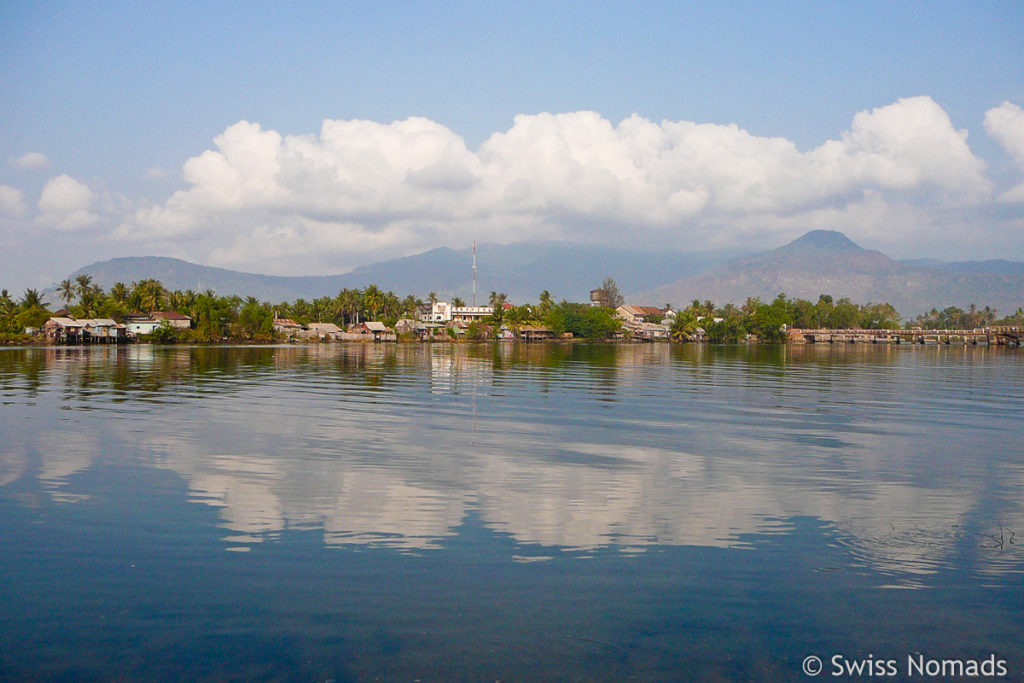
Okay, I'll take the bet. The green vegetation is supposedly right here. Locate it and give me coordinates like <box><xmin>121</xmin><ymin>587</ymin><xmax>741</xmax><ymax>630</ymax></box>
<box><xmin>1</xmin><ymin>288</ymin><xmax>51</xmax><ymax>341</ymax></box>
<box><xmin>543</xmin><ymin>302</ymin><xmax>620</xmax><ymax>339</ymax></box>
<box><xmin>909</xmin><ymin>304</ymin><xmax>1022</xmax><ymax>329</ymax></box>
<box><xmin>3</xmin><ymin>272</ymin><xmax>1021</xmax><ymax>346</ymax></box>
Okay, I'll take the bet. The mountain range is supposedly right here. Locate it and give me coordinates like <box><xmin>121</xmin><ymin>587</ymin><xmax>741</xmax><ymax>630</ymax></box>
<box><xmin>63</xmin><ymin>231</ymin><xmax>1023</xmax><ymax>317</ymax></box>
<box><xmin>637</xmin><ymin>230</ymin><xmax>1024</xmax><ymax>315</ymax></box>
<box><xmin>65</xmin><ymin>243</ymin><xmax>736</xmax><ymax>306</ymax></box>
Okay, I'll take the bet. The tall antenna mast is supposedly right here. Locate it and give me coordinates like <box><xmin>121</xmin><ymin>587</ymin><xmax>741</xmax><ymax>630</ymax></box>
<box><xmin>472</xmin><ymin>241</ymin><xmax>477</xmax><ymax>307</ymax></box>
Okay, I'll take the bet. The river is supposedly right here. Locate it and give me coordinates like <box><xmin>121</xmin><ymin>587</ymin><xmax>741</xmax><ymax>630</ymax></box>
<box><xmin>1</xmin><ymin>343</ymin><xmax>1022</xmax><ymax>680</ymax></box>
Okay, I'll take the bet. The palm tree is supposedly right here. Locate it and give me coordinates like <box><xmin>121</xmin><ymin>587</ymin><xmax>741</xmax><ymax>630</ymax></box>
<box><xmin>19</xmin><ymin>288</ymin><xmax>47</xmax><ymax>310</ymax></box>
<box><xmin>428</xmin><ymin>291</ymin><xmax>438</xmax><ymax>305</ymax></box>
<box><xmin>292</xmin><ymin>298</ymin><xmax>310</xmax><ymax>322</ymax></box>
<box><xmin>180</xmin><ymin>290</ymin><xmax>198</xmax><ymax>319</ymax></box>
<box><xmin>79</xmin><ymin>288</ymin><xmax>100</xmax><ymax>318</ymax></box>
<box><xmin>670</xmin><ymin>309</ymin><xmax>699</xmax><ymax>340</ymax></box>
<box><xmin>109</xmin><ymin>282</ymin><xmax>128</xmax><ymax>307</ymax></box>
<box><xmin>488</xmin><ymin>291</ymin><xmax>508</xmax><ymax>324</ymax></box>
<box><xmin>363</xmin><ymin>284</ymin><xmax>384</xmax><ymax>321</ymax></box>
<box><xmin>74</xmin><ymin>274</ymin><xmax>93</xmax><ymax>301</ymax></box>
<box><xmin>400</xmin><ymin>295</ymin><xmax>422</xmax><ymax>318</ymax></box>
<box><xmin>312</xmin><ymin>296</ymin><xmax>334</xmax><ymax>323</ymax></box>
<box><xmin>504</xmin><ymin>304</ymin><xmax>532</xmax><ymax>332</ymax></box>
<box><xmin>58</xmin><ymin>279</ymin><xmax>75</xmax><ymax>307</ymax></box>
<box><xmin>335</xmin><ymin>288</ymin><xmax>361</xmax><ymax>326</ymax></box>
<box><xmin>452</xmin><ymin>296</ymin><xmax>465</xmax><ymax>307</ymax></box>
<box><xmin>135</xmin><ymin>279</ymin><xmax>165</xmax><ymax>312</ymax></box>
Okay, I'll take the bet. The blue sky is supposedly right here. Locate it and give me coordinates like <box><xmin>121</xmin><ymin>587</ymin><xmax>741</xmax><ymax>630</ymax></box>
<box><xmin>2</xmin><ymin>1</ymin><xmax>1023</xmax><ymax>290</ymax></box>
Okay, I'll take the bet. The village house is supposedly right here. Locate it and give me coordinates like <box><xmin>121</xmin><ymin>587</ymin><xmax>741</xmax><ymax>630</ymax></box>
<box><xmin>348</xmin><ymin>321</ymin><xmax>396</xmax><ymax>342</ymax></box>
<box><xmin>85</xmin><ymin>318</ymin><xmax>127</xmax><ymax>342</ymax></box>
<box><xmin>413</xmin><ymin>322</ymin><xmax>445</xmax><ymax>340</ymax></box>
<box><xmin>44</xmin><ymin>317</ymin><xmax>84</xmax><ymax>343</ymax></box>
<box><xmin>304</xmin><ymin>322</ymin><xmax>343</xmax><ymax>340</ymax></box>
<box><xmin>121</xmin><ymin>311</ymin><xmax>192</xmax><ymax>336</ymax></box>
<box><xmin>394</xmin><ymin>318</ymin><xmax>416</xmax><ymax>335</ymax></box>
<box><xmin>272</xmin><ymin>317</ymin><xmax>304</xmax><ymax>336</ymax></box>
<box><xmin>519</xmin><ymin>325</ymin><xmax>556</xmax><ymax>341</ymax></box>
<box><xmin>150</xmin><ymin>311</ymin><xmax>192</xmax><ymax>329</ymax></box>
<box><xmin>616</xmin><ymin>305</ymin><xmax>675</xmax><ymax>325</ymax></box>
<box><xmin>44</xmin><ymin>316</ymin><xmax>127</xmax><ymax>344</ymax></box>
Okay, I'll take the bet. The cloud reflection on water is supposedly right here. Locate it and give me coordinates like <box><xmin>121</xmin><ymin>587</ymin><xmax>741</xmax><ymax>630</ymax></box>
<box><xmin>1</xmin><ymin>343</ymin><xmax>1022</xmax><ymax>584</ymax></box>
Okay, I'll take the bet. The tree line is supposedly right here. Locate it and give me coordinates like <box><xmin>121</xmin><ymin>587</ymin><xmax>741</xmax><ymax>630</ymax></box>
<box><xmin>666</xmin><ymin>294</ymin><xmax>1022</xmax><ymax>343</ymax></box>
<box><xmin>1</xmin><ymin>273</ymin><xmax>1021</xmax><ymax>343</ymax></box>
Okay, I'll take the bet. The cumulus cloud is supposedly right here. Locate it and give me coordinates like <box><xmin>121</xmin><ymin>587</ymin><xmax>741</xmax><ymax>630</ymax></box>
<box><xmin>0</xmin><ymin>185</ymin><xmax>28</xmax><ymax>219</ymax></box>
<box><xmin>36</xmin><ymin>174</ymin><xmax>100</xmax><ymax>231</ymax></box>
<box><xmin>984</xmin><ymin>101</ymin><xmax>1024</xmax><ymax>202</ymax></box>
<box><xmin>9</xmin><ymin>152</ymin><xmax>49</xmax><ymax>170</ymax></box>
<box><xmin>115</xmin><ymin>96</ymin><xmax>994</xmax><ymax>272</ymax></box>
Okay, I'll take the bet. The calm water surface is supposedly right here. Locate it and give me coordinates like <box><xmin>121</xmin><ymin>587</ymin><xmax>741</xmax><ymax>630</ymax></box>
<box><xmin>1</xmin><ymin>343</ymin><xmax>1022</xmax><ymax>681</ymax></box>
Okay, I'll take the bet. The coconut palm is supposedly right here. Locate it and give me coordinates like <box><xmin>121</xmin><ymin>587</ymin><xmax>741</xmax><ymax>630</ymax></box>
<box><xmin>335</xmin><ymin>288</ymin><xmax>361</xmax><ymax>326</ymax></box>
<box><xmin>400</xmin><ymin>294</ymin><xmax>422</xmax><ymax>318</ymax></box>
<box><xmin>109</xmin><ymin>282</ymin><xmax>128</xmax><ymax>307</ymax></box>
<box><xmin>19</xmin><ymin>288</ymin><xmax>47</xmax><ymax>310</ymax></box>
<box><xmin>312</xmin><ymin>296</ymin><xmax>334</xmax><ymax>322</ymax></box>
<box><xmin>58</xmin><ymin>279</ymin><xmax>75</xmax><ymax>307</ymax></box>
<box><xmin>670</xmin><ymin>309</ymin><xmax>699</xmax><ymax>340</ymax></box>
<box><xmin>74</xmin><ymin>274</ymin><xmax>93</xmax><ymax>300</ymax></box>
<box><xmin>135</xmin><ymin>279</ymin><xmax>166</xmax><ymax>312</ymax></box>
<box><xmin>537</xmin><ymin>290</ymin><xmax>553</xmax><ymax>317</ymax></box>
<box><xmin>362</xmin><ymin>284</ymin><xmax>385</xmax><ymax>321</ymax></box>
<box><xmin>488</xmin><ymin>291</ymin><xmax>508</xmax><ymax>324</ymax></box>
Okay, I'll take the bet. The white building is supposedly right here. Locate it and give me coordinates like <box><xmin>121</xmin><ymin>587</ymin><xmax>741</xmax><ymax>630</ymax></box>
<box><xmin>420</xmin><ymin>301</ymin><xmax>493</xmax><ymax>323</ymax></box>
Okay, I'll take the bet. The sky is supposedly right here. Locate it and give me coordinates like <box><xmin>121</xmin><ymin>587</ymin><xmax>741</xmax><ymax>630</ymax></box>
<box><xmin>1</xmin><ymin>0</ymin><xmax>1023</xmax><ymax>291</ymax></box>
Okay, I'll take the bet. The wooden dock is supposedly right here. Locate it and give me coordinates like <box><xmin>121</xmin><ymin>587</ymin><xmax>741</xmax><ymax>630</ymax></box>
<box><xmin>787</xmin><ymin>326</ymin><xmax>1022</xmax><ymax>346</ymax></box>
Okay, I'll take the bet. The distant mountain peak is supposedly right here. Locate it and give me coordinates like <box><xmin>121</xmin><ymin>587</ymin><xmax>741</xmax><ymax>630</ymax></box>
<box><xmin>784</xmin><ymin>230</ymin><xmax>862</xmax><ymax>251</ymax></box>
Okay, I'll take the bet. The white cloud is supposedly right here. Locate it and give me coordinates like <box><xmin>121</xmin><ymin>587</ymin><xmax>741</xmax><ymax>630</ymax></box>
<box><xmin>984</xmin><ymin>101</ymin><xmax>1024</xmax><ymax>202</ymax></box>
<box><xmin>9</xmin><ymin>152</ymin><xmax>49</xmax><ymax>170</ymax></box>
<box><xmin>0</xmin><ymin>185</ymin><xmax>28</xmax><ymax>219</ymax></box>
<box><xmin>115</xmin><ymin>97</ymin><xmax>995</xmax><ymax>273</ymax></box>
<box><xmin>36</xmin><ymin>174</ymin><xmax>100</xmax><ymax>231</ymax></box>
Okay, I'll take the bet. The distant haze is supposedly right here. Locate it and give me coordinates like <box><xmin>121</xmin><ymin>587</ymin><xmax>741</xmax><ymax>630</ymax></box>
<box><xmin>65</xmin><ymin>231</ymin><xmax>1023</xmax><ymax>317</ymax></box>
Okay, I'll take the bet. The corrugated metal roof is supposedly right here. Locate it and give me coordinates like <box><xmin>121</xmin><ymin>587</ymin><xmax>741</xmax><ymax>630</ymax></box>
<box><xmin>308</xmin><ymin>323</ymin><xmax>342</xmax><ymax>332</ymax></box>
<box><xmin>49</xmin><ymin>317</ymin><xmax>84</xmax><ymax>327</ymax></box>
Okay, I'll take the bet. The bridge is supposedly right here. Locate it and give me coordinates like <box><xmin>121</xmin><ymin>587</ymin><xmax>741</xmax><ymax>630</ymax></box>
<box><xmin>787</xmin><ymin>326</ymin><xmax>1022</xmax><ymax>346</ymax></box>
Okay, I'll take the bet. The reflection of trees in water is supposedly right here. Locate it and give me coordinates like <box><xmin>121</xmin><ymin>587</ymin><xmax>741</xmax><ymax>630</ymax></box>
<box><xmin>3</xmin><ymin>344</ymin><xmax>1023</xmax><ymax>585</ymax></box>
<box><xmin>0</xmin><ymin>348</ymin><xmax>49</xmax><ymax>396</ymax></box>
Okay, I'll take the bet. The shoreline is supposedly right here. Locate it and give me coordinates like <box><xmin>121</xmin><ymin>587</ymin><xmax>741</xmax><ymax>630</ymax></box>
<box><xmin>3</xmin><ymin>337</ymin><xmax>1019</xmax><ymax>350</ymax></box>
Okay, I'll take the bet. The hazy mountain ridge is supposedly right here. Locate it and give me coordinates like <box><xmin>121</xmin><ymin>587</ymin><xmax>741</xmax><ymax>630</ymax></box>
<box><xmin>640</xmin><ymin>230</ymin><xmax>1024</xmax><ymax>316</ymax></box>
<box><xmin>59</xmin><ymin>232</ymin><xmax>1023</xmax><ymax>316</ymax></box>
<box><xmin>63</xmin><ymin>243</ymin><xmax>734</xmax><ymax>304</ymax></box>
